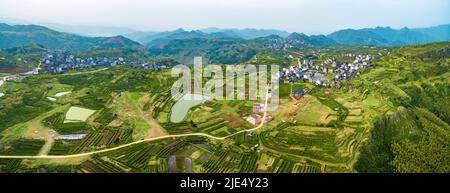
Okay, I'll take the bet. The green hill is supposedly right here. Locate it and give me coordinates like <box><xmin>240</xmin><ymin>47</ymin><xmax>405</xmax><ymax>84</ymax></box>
<box><xmin>148</xmin><ymin>37</ymin><xmax>256</xmax><ymax>64</ymax></box>
<box><xmin>0</xmin><ymin>44</ymin><xmax>47</xmax><ymax>73</ymax></box>
<box><xmin>0</xmin><ymin>23</ymin><xmax>144</xmax><ymax>51</ymax></box>
<box><xmin>354</xmin><ymin>42</ymin><xmax>450</xmax><ymax>173</ymax></box>
<box><xmin>328</xmin><ymin>24</ymin><xmax>450</xmax><ymax>46</ymax></box>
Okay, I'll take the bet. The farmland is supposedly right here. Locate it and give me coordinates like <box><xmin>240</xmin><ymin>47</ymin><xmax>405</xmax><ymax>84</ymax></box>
<box><xmin>0</xmin><ymin>42</ymin><xmax>448</xmax><ymax>173</ymax></box>
<box><xmin>162</xmin><ymin>99</ymin><xmax>255</xmax><ymax>137</ymax></box>
<box><xmin>64</xmin><ymin>106</ymin><xmax>96</xmax><ymax>123</ymax></box>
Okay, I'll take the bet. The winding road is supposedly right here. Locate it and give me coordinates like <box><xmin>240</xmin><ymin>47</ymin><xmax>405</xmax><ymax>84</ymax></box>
<box><xmin>0</xmin><ymin>87</ymin><xmax>271</xmax><ymax>159</ymax></box>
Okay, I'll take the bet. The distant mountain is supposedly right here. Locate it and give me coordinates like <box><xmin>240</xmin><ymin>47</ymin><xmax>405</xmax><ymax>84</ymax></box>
<box><xmin>328</xmin><ymin>24</ymin><xmax>450</xmax><ymax>46</ymax></box>
<box><xmin>129</xmin><ymin>25</ymin><xmax>450</xmax><ymax>49</ymax></box>
<box><xmin>413</xmin><ymin>25</ymin><xmax>450</xmax><ymax>42</ymax></box>
<box><xmin>148</xmin><ymin>37</ymin><xmax>255</xmax><ymax>64</ymax></box>
<box><xmin>2</xmin><ymin>22</ymin><xmax>449</xmax><ymax>58</ymax></box>
<box><xmin>43</xmin><ymin>23</ymin><xmax>137</xmax><ymax>37</ymax></box>
<box><xmin>145</xmin><ymin>30</ymin><xmax>208</xmax><ymax>47</ymax></box>
<box><xmin>148</xmin><ymin>30</ymin><xmax>339</xmax><ymax>63</ymax></box>
<box><xmin>0</xmin><ymin>44</ymin><xmax>47</xmax><ymax>73</ymax></box>
<box><xmin>144</xmin><ymin>29</ymin><xmax>339</xmax><ymax>51</ymax></box>
<box><xmin>244</xmin><ymin>32</ymin><xmax>336</xmax><ymax>51</ymax></box>
<box><xmin>286</xmin><ymin>33</ymin><xmax>336</xmax><ymax>46</ymax></box>
<box><xmin>200</xmin><ymin>28</ymin><xmax>290</xmax><ymax>39</ymax></box>
<box><xmin>144</xmin><ymin>29</ymin><xmax>238</xmax><ymax>48</ymax></box>
<box><xmin>124</xmin><ymin>31</ymin><xmax>160</xmax><ymax>44</ymax></box>
<box><xmin>0</xmin><ymin>23</ymin><xmax>144</xmax><ymax>51</ymax></box>
<box><xmin>125</xmin><ymin>28</ymin><xmax>230</xmax><ymax>46</ymax></box>
<box><xmin>0</xmin><ymin>18</ymin><xmax>138</xmax><ymax>37</ymax></box>
<box><xmin>125</xmin><ymin>28</ymin><xmax>290</xmax><ymax>45</ymax></box>
<box><xmin>2</xmin><ymin>43</ymin><xmax>47</xmax><ymax>56</ymax></box>
<box><xmin>98</xmin><ymin>36</ymin><xmax>144</xmax><ymax>50</ymax></box>
<box><xmin>147</xmin><ymin>30</ymin><xmax>338</xmax><ymax>64</ymax></box>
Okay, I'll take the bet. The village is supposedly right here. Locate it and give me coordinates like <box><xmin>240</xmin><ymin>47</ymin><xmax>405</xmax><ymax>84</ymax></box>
<box><xmin>279</xmin><ymin>53</ymin><xmax>375</xmax><ymax>88</ymax></box>
<box><xmin>40</xmin><ymin>51</ymin><xmax>130</xmax><ymax>74</ymax></box>
<box><xmin>242</xmin><ymin>53</ymin><xmax>375</xmax><ymax>131</ymax></box>
<box><xmin>0</xmin><ymin>50</ymin><xmax>173</xmax><ymax>87</ymax></box>
<box><xmin>133</xmin><ymin>62</ymin><xmax>170</xmax><ymax>70</ymax></box>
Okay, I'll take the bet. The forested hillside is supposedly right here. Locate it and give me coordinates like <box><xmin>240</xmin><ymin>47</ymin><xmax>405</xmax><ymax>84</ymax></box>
<box><xmin>355</xmin><ymin>42</ymin><xmax>450</xmax><ymax>173</ymax></box>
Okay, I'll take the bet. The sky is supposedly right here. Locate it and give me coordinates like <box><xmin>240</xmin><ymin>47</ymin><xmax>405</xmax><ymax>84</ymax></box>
<box><xmin>0</xmin><ymin>0</ymin><xmax>448</xmax><ymax>34</ymax></box>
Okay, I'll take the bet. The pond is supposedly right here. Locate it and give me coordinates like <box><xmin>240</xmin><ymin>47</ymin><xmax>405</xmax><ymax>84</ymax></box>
<box><xmin>170</xmin><ymin>93</ymin><xmax>212</xmax><ymax>123</ymax></box>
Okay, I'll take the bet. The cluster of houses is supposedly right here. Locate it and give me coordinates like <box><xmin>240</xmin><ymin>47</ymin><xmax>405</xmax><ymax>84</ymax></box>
<box><xmin>244</xmin><ymin>103</ymin><xmax>273</xmax><ymax>125</ymax></box>
<box><xmin>133</xmin><ymin>63</ymin><xmax>169</xmax><ymax>70</ymax></box>
<box><xmin>133</xmin><ymin>58</ymin><xmax>179</xmax><ymax>70</ymax></box>
<box><xmin>2</xmin><ymin>50</ymin><xmax>177</xmax><ymax>77</ymax></box>
<box><xmin>245</xmin><ymin>114</ymin><xmax>273</xmax><ymax>125</ymax></box>
<box><xmin>40</xmin><ymin>51</ymin><xmax>128</xmax><ymax>74</ymax></box>
<box><xmin>278</xmin><ymin>54</ymin><xmax>374</xmax><ymax>88</ymax></box>
<box><xmin>39</xmin><ymin>50</ymin><xmax>176</xmax><ymax>73</ymax></box>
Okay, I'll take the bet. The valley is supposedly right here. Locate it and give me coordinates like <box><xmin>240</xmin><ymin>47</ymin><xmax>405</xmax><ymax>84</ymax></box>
<box><xmin>0</xmin><ymin>23</ymin><xmax>448</xmax><ymax>173</ymax></box>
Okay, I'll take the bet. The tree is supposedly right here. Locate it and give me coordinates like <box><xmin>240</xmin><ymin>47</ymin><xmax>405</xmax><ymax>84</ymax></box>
<box><xmin>391</xmin><ymin>133</ymin><xmax>450</xmax><ymax>173</ymax></box>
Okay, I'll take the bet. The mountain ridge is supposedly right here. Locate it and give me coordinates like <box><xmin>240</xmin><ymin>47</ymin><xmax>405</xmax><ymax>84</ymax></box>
<box><xmin>0</xmin><ymin>23</ymin><xmax>144</xmax><ymax>51</ymax></box>
<box><xmin>1</xmin><ymin>22</ymin><xmax>449</xmax><ymax>52</ymax></box>
<box><xmin>328</xmin><ymin>24</ymin><xmax>450</xmax><ymax>46</ymax></box>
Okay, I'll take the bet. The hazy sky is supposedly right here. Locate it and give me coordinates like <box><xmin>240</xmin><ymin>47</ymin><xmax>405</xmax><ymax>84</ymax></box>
<box><xmin>0</xmin><ymin>0</ymin><xmax>448</xmax><ymax>34</ymax></box>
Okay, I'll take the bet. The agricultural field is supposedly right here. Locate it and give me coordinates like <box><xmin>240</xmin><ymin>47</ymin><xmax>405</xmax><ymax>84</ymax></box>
<box><xmin>0</xmin><ymin>42</ymin><xmax>448</xmax><ymax>173</ymax></box>
<box><xmin>45</xmin><ymin>83</ymin><xmax>73</xmax><ymax>97</ymax></box>
<box><xmin>260</xmin><ymin>123</ymin><xmax>357</xmax><ymax>163</ymax></box>
<box><xmin>64</xmin><ymin>106</ymin><xmax>96</xmax><ymax>123</ymax></box>
<box><xmin>293</xmin><ymin>95</ymin><xmax>337</xmax><ymax>125</ymax></box>
<box><xmin>162</xmin><ymin>99</ymin><xmax>255</xmax><ymax>137</ymax></box>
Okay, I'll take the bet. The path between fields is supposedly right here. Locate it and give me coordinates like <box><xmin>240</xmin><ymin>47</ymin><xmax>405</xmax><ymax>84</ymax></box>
<box><xmin>0</xmin><ymin>87</ymin><xmax>271</xmax><ymax>159</ymax></box>
<box><xmin>61</xmin><ymin>68</ymin><xmax>108</xmax><ymax>76</ymax></box>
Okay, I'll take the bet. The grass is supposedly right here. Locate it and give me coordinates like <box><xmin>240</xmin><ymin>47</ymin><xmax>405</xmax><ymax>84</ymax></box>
<box><xmin>127</xmin><ymin>92</ymin><xmax>145</xmax><ymax>105</ymax></box>
<box><xmin>173</xmin><ymin>99</ymin><xmax>254</xmax><ymax>136</ymax></box>
<box><xmin>0</xmin><ymin>82</ymin><xmax>27</xmax><ymax>93</ymax></box>
<box><xmin>113</xmin><ymin>92</ymin><xmax>152</xmax><ymax>140</ymax></box>
<box><xmin>170</xmin><ymin>93</ymin><xmax>212</xmax><ymax>123</ymax></box>
<box><xmin>134</xmin><ymin>119</ymin><xmax>150</xmax><ymax>139</ymax></box>
<box><xmin>46</xmin><ymin>83</ymin><xmax>73</xmax><ymax>97</ymax></box>
<box><xmin>295</xmin><ymin>96</ymin><xmax>336</xmax><ymax>125</ymax></box>
<box><xmin>260</xmin><ymin>124</ymin><xmax>350</xmax><ymax>163</ymax></box>
<box><xmin>127</xmin><ymin>92</ymin><xmax>152</xmax><ymax>140</ymax></box>
<box><xmin>257</xmin><ymin>153</ymin><xmax>271</xmax><ymax>166</ymax></box>
<box><xmin>279</xmin><ymin>82</ymin><xmax>309</xmax><ymax>97</ymax></box>
<box><xmin>0</xmin><ymin>138</ymin><xmax>46</xmax><ymax>156</ymax></box>
<box><xmin>0</xmin><ymin>104</ymin><xmax>70</xmax><ymax>143</ymax></box>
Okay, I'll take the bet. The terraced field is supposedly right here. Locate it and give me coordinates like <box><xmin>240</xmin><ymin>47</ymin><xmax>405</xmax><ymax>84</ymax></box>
<box><xmin>1</xmin><ymin>42</ymin><xmax>447</xmax><ymax>173</ymax></box>
<box><xmin>0</xmin><ymin>71</ymin><xmax>381</xmax><ymax>173</ymax></box>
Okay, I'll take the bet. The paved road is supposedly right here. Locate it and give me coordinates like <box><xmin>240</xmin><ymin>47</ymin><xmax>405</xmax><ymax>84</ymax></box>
<box><xmin>0</xmin><ymin>87</ymin><xmax>271</xmax><ymax>159</ymax></box>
